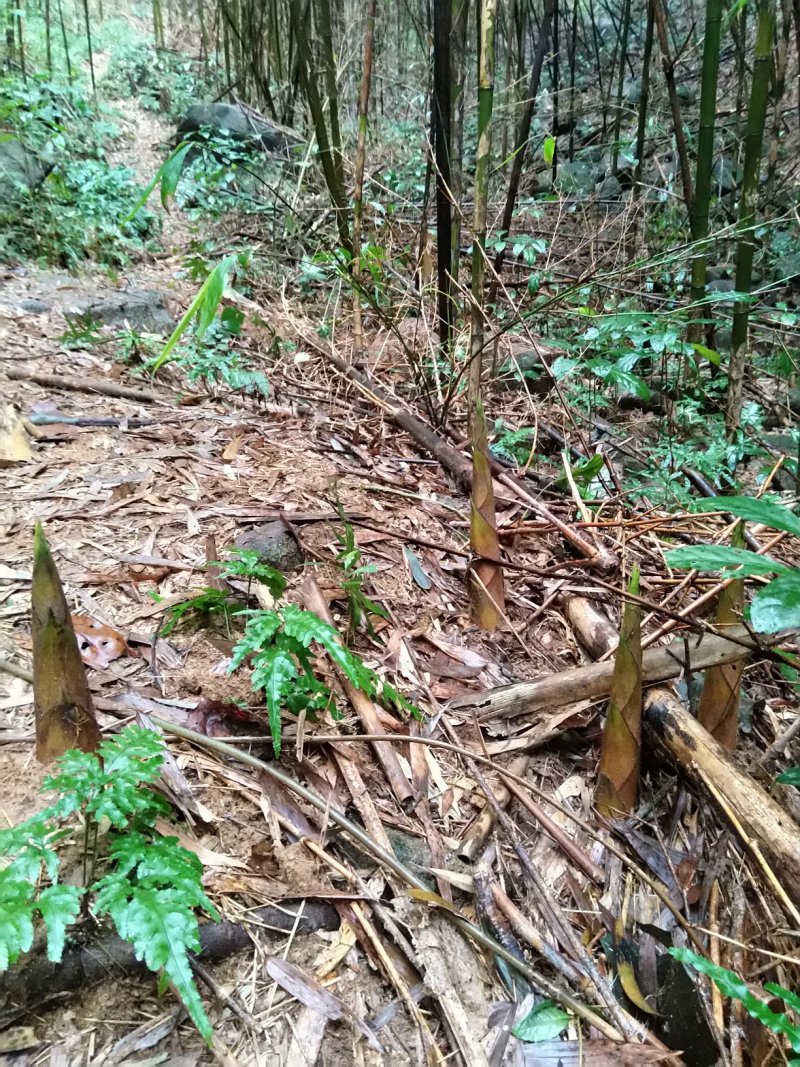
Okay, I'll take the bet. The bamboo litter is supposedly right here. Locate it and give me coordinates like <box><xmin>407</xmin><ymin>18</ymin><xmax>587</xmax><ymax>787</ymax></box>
<box><xmin>4</xmin><ymin>178</ymin><xmax>800</xmax><ymax>1067</ymax></box>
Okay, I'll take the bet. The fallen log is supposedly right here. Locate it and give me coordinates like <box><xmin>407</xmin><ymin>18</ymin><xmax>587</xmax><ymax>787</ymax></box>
<box><xmin>645</xmin><ymin>686</ymin><xmax>800</xmax><ymax>913</ymax></box>
<box><xmin>6</xmin><ymin>368</ymin><xmax>171</xmax><ymax>405</ymax></box>
<box><xmin>450</xmin><ymin>625</ymin><xmax>774</xmax><ymax>721</ymax></box>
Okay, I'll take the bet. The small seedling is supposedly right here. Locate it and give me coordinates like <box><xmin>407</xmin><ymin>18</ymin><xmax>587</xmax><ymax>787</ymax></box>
<box><xmin>155</xmin><ymin>588</ymin><xmax>239</xmax><ymax>637</ymax></box>
<box><xmin>229</xmin><ymin>604</ymin><xmax>417</xmax><ymax>755</ymax></box>
<box><xmin>60</xmin><ymin>312</ymin><xmax>105</xmax><ymax>349</ymax></box>
<box><xmin>334</xmin><ymin>517</ymin><xmax>388</xmax><ymax>636</ymax></box>
<box><xmin>213</xmin><ymin>547</ymin><xmax>287</xmax><ymax>602</ymax></box>
<box><xmin>0</xmin><ymin>726</ymin><xmax>218</xmax><ymax>1044</ymax></box>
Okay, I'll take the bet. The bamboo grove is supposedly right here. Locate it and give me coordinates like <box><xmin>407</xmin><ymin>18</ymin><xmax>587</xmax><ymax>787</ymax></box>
<box><xmin>3</xmin><ymin>0</ymin><xmax>797</xmax><ymax>627</ymax></box>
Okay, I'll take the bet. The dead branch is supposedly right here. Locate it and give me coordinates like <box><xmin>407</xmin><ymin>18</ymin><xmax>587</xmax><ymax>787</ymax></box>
<box><xmin>451</xmin><ymin>626</ymin><xmax>776</xmax><ymax>721</ymax></box>
<box><xmin>644</xmin><ymin>686</ymin><xmax>800</xmax><ymax>913</ymax></box>
<box><xmin>6</xmin><ymin>367</ymin><xmax>172</xmax><ymax>404</ymax></box>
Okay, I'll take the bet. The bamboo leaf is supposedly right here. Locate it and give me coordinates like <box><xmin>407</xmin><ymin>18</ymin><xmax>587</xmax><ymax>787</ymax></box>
<box><xmin>151</xmin><ymin>255</ymin><xmax>237</xmax><ymax>373</ymax></box>
<box><xmin>31</xmin><ymin>524</ymin><xmax>102</xmax><ymax>764</ymax></box>
<box><xmin>596</xmin><ymin>568</ymin><xmax>642</xmax><ymax>816</ymax></box>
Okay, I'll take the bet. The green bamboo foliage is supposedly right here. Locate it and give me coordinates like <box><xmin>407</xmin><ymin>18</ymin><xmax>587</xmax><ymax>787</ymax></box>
<box><xmin>689</xmin><ymin>0</ymin><xmax>722</xmax><ymax>338</ymax></box>
<box><xmin>468</xmin><ymin>0</ymin><xmax>504</xmax><ymax>630</ymax></box>
<box><xmin>489</xmin><ymin>0</ymin><xmax>555</xmax><ymax>301</ymax></box>
<box><xmin>725</xmin><ymin>0</ymin><xmax>774</xmax><ymax>435</ymax></box>
<box><xmin>290</xmin><ymin>0</ymin><xmax>352</xmax><ymax>254</ymax></box>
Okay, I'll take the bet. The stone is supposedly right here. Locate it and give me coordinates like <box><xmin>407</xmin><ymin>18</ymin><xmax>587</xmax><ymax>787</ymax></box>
<box><xmin>176</xmin><ymin>103</ymin><xmax>301</xmax><ymax>154</ymax></box>
<box><xmin>597</xmin><ymin>174</ymin><xmax>623</xmax><ymax>200</ymax></box>
<box><xmin>235</xmin><ymin>521</ymin><xmax>304</xmax><ymax>572</ymax></box>
<box><xmin>553</xmin><ymin>160</ymin><xmax>595</xmax><ymax>195</ymax></box>
<box><xmin>712</xmin><ymin>155</ymin><xmax>739</xmax><ymax>194</ymax></box>
<box><xmin>68</xmin><ymin>288</ymin><xmax>175</xmax><ymax>334</ymax></box>
<box><xmin>18</xmin><ymin>298</ymin><xmax>50</xmax><ymax>314</ymax></box>
<box><xmin>0</xmin><ymin>139</ymin><xmax>51</xmax><ymax>198</ymax></box>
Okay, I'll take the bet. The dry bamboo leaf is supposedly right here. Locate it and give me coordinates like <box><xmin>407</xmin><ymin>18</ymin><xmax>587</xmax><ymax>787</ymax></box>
<box><xmin>613</xmin><ymin>912</ymin><xmax>658</xmax><ymax>1015</ymax></box>
<box><xmin>31</xmin><ymin>523</ymin><xmax>102</xmax><ymax>763</ymax></box>
<box><xmin>265</xmin><ymin>958</ymin><xmax>382</xmax><ymax>1051</ymax></box>
<box><xmin>696</xmin><ymin>522</ymin><xmax>745</xmax><ymax>750</ymax></box>
<box><xmin>596</xmin><ymin>568</ymin><xmax>642</xmax><ymax>817</ymax></box>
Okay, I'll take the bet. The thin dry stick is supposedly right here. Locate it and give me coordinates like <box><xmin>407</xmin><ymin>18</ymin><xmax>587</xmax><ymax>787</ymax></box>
<box><xmin>306</xmin><ymin>732</ymin><xmax>709</xmax><ymax>955</ymax></box>
<box><xmin>153</xmin><ymin>720</ymin><xmax>629</xmax><ymax>1043</ymax></box>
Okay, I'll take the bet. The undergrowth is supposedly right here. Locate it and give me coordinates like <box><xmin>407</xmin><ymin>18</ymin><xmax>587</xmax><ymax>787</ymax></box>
<box><xmin>0</xmin><ymin>726</ymin><xmax>217</xmax><ymax>1044</ymax></box>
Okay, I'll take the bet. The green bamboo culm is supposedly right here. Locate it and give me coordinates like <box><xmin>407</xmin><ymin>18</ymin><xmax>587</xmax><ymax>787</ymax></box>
<box><xmin>689</xmin><ymin>0</ymin><xmax>722</xmax><ymax>334</ymax></box>
<box><xmin>725</xmin><ymin>0</ymin><xmax>774</xmax><ymax>436</ymax></box>
<box><xmin>610</xmin><ymin>0</ymin><xmax>631</xmax><ymax>177</ymax></box>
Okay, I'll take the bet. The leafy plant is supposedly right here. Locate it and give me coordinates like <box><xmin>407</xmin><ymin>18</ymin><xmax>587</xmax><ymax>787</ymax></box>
<box><xmin>150</xmin><ymin>253</ymin><xmax>251</xmax><ymax>374</ymax></box>
<box><xmin>672</xmin><ymin>948</ymin><xmax>800</xmax><ymax>1062</ymax></box>
<box><xmin>229</xmin><ymin>604</ymin><xmax>418</xmax><ymax>755</ymax></box>
<box><xmin>0</xmin><ymin>726</ymin><xmax>218</xmax><ymax>1044</ymax></box>
<box><xmin>60</xmin><ymin>312</ymin><xmax>105</xmax><ymax>350</ymax></box>
<box><xmin>170</xmin><ymin>320</ymin><xmax>270</xmax><ymax>399</ymax></box>
<box><xmin>214</xmin><ymin>547</ymin><xmax>287</xmax><ymax>602</ymax></box>
<box><xmin>156</xmin><ymin>588</ymin><xmax>240</xmax><ymax>637</ymax></box>
<box><xmin>491</xmin><ymin>421</ymin><xmax>538</xmax><ymax>466</ymax></box>
<box><xmin>666</xmin><ymin>496</ymin><xmax>800</xmax><ymax>632</ymax></box>
<box><xmin>333</xmin><ymin>518</ymin><xmax>388</xmax><ymax>636</ymax></box>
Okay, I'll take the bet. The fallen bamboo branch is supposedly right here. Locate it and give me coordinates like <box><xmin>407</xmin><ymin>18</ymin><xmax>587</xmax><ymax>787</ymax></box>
<box><xmin>6</xmin><ymin>367</ymin><xmax>173</xmax><ymax>404</ymax></box>
<box><xmin>302</xmin><ymin>334</ymin><xmax>616</xmax><ymax>571</ymax></box>
<box><xmin>644</xmin><ymin>686</ymin><xmax>800</xmax><ymax>913</ymax></box>
<box><xmin>450</xmin><ymin>625</ymin><xmax>775</xmax><ymax>721</ymax></box>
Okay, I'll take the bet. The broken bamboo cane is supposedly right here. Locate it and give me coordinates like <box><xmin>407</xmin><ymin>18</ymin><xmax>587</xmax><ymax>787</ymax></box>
<box><xmin>644</xmin><ymin>686</ymin><xmax>800</xmax><ymax>913</ymax></box>
<box><xmin>450</xmin><ymin>626</ymin><xmax>775</xmax><ymax>721</ymax></box>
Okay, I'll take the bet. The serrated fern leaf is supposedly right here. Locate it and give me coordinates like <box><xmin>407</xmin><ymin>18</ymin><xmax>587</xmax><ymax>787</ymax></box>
<box><xmin>281</xmin><ymin>605</ymin><xmax>375</xmax><ymax>692</ymax></box>
<box><xmin>37</xmin><ymin>884</ymin><xmax>82</xmax><ymax>962</ymax></box>
<box><xmin>96</xmin><ymin>884</ymin><xmax>213</xmax><ymax>1044</ymax></box>
<box><xmin>106</xmin><ymin>834</ymin><xmax>219</xmax><ymax>918</ymax></box>
<box><xmin>252</xmin><ymin>643</ymin><xmax>298</xmax><ymax>755</ymax></box>
<box><xmin>0</xmin><ymin>871</ymin><xmax>36</xmax><ymax>970</ymax></box>
<box><xmin>0</xmin><ymin>811</ymin><xmax>66</xmax><ymax>882</ymax></box>
<box><xmin>229</xmin><ymin>609</ymin><xmax>283</xmax><ymax>671</ymax></box>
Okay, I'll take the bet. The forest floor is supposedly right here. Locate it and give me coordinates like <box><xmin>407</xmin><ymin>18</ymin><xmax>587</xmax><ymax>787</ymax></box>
<box><xmin>0</xmin><ymin>99</ymin><xmax>591</xmax><ymax>1065</ymax></box>
<box><xmin>2</xmin><ymin>94</ymin><xmax>800</xmax><ymax>1067</ymax></box>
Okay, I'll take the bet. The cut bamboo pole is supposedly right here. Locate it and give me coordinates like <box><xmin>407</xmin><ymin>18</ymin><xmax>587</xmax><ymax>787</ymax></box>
<box><xmin>451</xmin><ymin>626</ymin><xmax>774</xmax><ymax>721</ymax></box>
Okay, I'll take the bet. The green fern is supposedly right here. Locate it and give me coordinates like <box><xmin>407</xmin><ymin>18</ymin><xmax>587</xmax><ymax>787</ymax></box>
<box><xmin>0</xmin><ymin>726</ymin><xmax>218</xmax><ymax>1045</ymax></box>
<box><xmin>230</xmin><ymin>605</ymin><xmax>420</xmax><ymax>755</ymax></box>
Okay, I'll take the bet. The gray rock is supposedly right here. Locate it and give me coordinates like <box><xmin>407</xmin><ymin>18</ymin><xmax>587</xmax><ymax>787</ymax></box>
<box><xmin>69</xmin><ymin>288</ymin><xmax>174</xmax><ymax>334</ymax></box>
<box><xmin>597</xmin><ymin>174</ymin><xmax>623</xmax><ymax>200</ymax></box>
<box><xmin>712</xmin><ymin>155</ymin><xmax>739</xmax><ymax>194</ymax></box>
<box><xmin>0</xmin><ymin>139</ymin><xmax>51</xmax><ymax>198</ymax></box>
<box><xmin>623</xmin><ymin>77</ymin><xmax>642</xmax><ymax>105</ymax></box>
<box><xmin>554</xmin><ymin>160</ymin><xmax>595</xmax><ymax>195</ymax></box>
<box><xmin>176</xmin><ymin>103</ymin><xmax>301</xmax><ymax>154</ymax></box>
<box><xmin>18</xmin><ymin>298</ymin><xmax>50</xmax><ymax>313</ymax></box>
<box><xmin>235</xmin><ymin>521</ymin><xmax>304</xmax><ymax>572</ymax></box>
